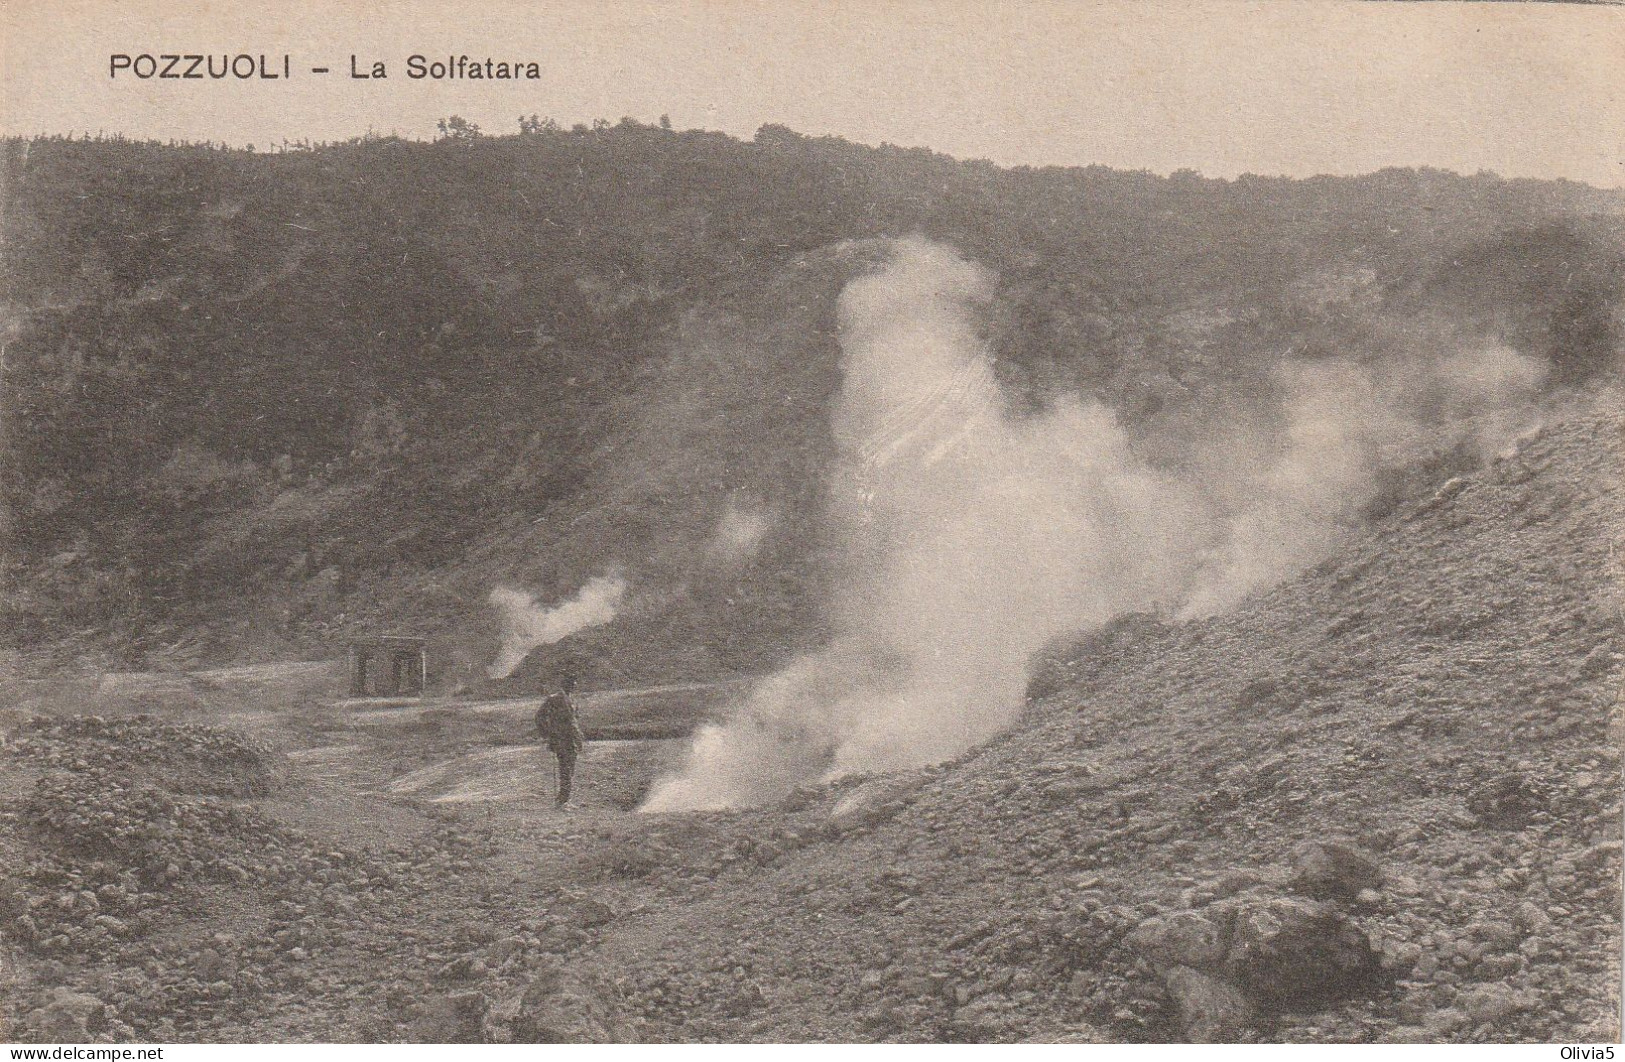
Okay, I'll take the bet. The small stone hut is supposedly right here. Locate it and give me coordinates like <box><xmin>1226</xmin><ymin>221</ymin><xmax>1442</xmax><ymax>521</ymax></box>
<box><xmin>347</xmin><ymin>635</ymin><xmax>427</xmax><ymax>697</ymax></box>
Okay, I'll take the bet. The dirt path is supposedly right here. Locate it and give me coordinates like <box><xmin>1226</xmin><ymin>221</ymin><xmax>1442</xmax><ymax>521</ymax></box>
<box><xmin>1</xmin><ymin>664</ymin><xmax>752</xmax><ymax>1041</ymax></box>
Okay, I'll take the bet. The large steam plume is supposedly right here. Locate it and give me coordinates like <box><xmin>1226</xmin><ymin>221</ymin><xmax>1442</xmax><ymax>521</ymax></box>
<box><xmin>487</xmin><ymin>573</ymin><xmax>627</xmax><ymax>680</ymax></box>
<box><xmin>643</xmin><ymin>238</ymin><xmax>1552</xmax><ymax>811</ymax></box>
<box><xmin>643</xmin><ymin>239</ymin><xmax>1198</xmax><ymax>810</ymax></box>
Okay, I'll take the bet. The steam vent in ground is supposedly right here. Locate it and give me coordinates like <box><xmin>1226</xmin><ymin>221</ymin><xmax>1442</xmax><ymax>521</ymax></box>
<box><xmin>0</xmin><ymin>125</ymin><xmax>1620</xmax><ymax>1044</ymax></box>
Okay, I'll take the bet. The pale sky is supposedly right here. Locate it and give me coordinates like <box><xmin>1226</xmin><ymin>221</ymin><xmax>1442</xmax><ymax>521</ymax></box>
<box><xmin>2</xmin><ymin>0</ymin><xmax>1622</xmax><ymax>186</ymax></box>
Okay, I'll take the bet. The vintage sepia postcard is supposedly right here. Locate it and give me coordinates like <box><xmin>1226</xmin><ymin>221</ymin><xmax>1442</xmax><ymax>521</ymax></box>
<box><xmin>0</xmin><ymin>0</ymin><xmax>1620</xmax><ymax>1050</ymax></box>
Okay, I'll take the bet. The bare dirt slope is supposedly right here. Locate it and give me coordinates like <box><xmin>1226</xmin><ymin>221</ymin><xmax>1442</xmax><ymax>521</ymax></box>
<box><xmin>1</xmin><ymin>412</ymin><xmax>1620</xmax><ymax>1044</ymax></box>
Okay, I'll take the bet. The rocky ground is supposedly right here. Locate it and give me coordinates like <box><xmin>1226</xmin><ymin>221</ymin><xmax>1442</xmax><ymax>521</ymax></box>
<box><xmin>1</xmin><ymin>412</ymin><xmax>1620</xmax><ymax>1043</ymax></box>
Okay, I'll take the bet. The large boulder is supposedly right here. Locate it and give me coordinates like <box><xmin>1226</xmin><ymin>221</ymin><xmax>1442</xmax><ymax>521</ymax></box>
<box><xmin>1289</xmin><ymin>841</ymin><xmax>1383</xmax><ymax>901</ymax></box>
<box><xmin>24</xmin><ymin>989</ymin><xmax>108</xmax><ymax>1041</ymax></box>
<box><xmin>1222</xmin><ymin>896</ymin><xmax>1383</xmax><ymax>1008</ymax></box>
<box><xmin>1124</xmin><ymin>910</ymin><xmax>1231</xmax><ymax>971</ymax></box>
<box><xmin>1123</xmin><ymin>887</ymin><xmax>1384</xmax><ymax>1038</ymax></box>
<box><xmin>1162</xmin><ymin>965</ymin><xmax>1256</xmax><ymax>1043</ymax></box>
<box><xmin>483</xmin><ymin>960</ymin><xmax>629</xmax><ymax>1043</ymax></box>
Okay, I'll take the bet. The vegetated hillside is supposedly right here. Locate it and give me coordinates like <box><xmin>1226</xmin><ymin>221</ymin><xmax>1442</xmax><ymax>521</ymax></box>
<box><xmin>562</xmin><ymin>409</ymin><xmax>1624</xmax><ymax>1044</ymax></box>
<box><xmin>2</xmin><ymin>123</ymin><xmax>1622</xmax><ymax>686</ymax></box>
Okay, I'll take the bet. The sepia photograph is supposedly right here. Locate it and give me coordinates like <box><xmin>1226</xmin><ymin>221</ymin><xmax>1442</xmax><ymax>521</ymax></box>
<box><xmin>0</xmin><ymin>0</ymin><xmax>1621</xmax><ymax>1048</ymax></box>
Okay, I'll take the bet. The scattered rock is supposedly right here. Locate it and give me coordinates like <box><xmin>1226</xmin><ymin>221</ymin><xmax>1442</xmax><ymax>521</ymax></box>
<box><xmin>1469</xmin><ymin>919</ymin><xmax>1519</xmax><ymax>949</ymax></box>
<box><xmin>1462</xmin><ymin>984</ymin><xmax>1527</xmax><ymax>1024</ymax></box>
<box><xmin>24</xmin><ymin>988</ymin><xmax>107</xmax><ymax>1041</ymax></box>
<box><xmin>1512</xmin><ymin>901</ymin><xmax>1552</xmax><ymax>934</ymax></box>
<box><xmin>484</xmin><ymin>961</ymin><xmax>626</xmax><ymax>1043</ymax></box>
<box><xmin>1040</xmin><ymin>777</ymin><xmax>1107</xmax><ymax>804</ymax></box>
<box><xmin>1290</xmin><ymin>841</ymin><xmax>1383</xmax><ymax>901</ymax></box>
<box><xmin>1466</xmin><ymin>773</ymin><xmax>1550</xmax><ymax>828</ymax></box>
<box><xmin>1037</xmin><ymin>1023</ymin><xmax>1107</xmax><ymax>1043</ymax></box>
<box><xmin>1125</xmin><ymin>911</ymin><xmax>1230</xmax><ymax>971</ymax></box>
<box><xmin>534</xmin><ymin>925</ymin><xmax>590</xmax><ymax>952</ymax></box>
<box><xmin>1575</xmin><ymin>840</ymin><xmax>1621</xmax><ymax>870</ymax></box>
<box><xmin>411</xmin><ymin>990</ymin><xmax>489</xmax><ymax>1043</ymax></box>
<box><xmin>1162</xmin><ymin>965</ymin><xmax>1255</xmax><ymax>1042</ymax></box>
<box><xmin>549</xmin><ymin>895</ymin><xmax>616</xmax><ymax>928</ymax></box>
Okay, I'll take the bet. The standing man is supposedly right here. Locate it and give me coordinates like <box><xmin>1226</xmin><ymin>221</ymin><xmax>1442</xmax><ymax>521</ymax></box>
<box><xmin>536</xmin><ymin>675</ymin><xmax>584</xmax><ymax>807</ymax></box>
